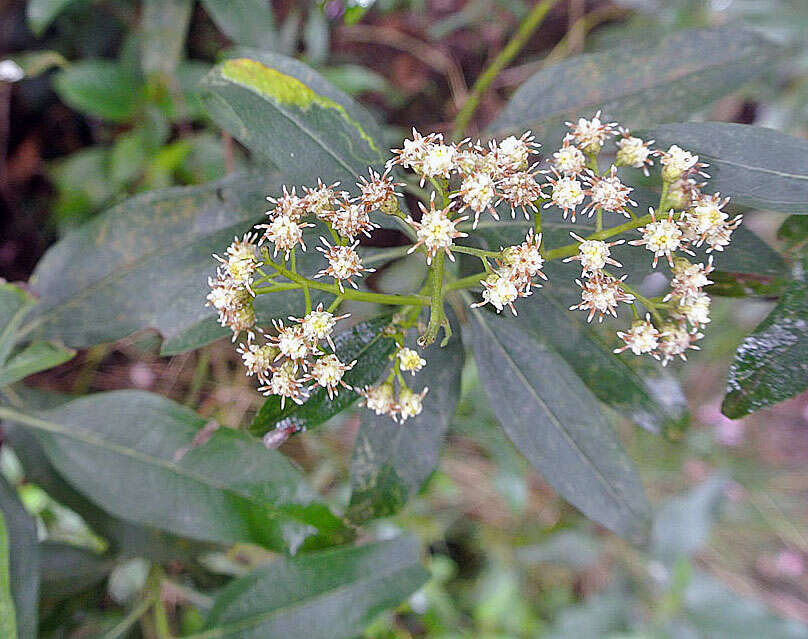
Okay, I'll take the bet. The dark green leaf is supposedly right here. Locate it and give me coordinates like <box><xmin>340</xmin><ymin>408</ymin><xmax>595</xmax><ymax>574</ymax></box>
<box><xmin>347</xmin><ymin>311</ymin><xmax>463</xmax><ymax>522</ymax></box>
<box><xmin>2</xmin><ymin>390</ymin><xmax>350</xmax><ymax>551</ymax></box>
<box><xmin>0</xmin><ymin>284</ymin><xmax>35</xmax><ymax>365</ymax></box>
<box><xmin>0</xmin><ymin>476</ymin><xmax>38</xmax><ymax>639</ymax></box>
<box><xmin>140</xmin><ymin>0</ymin><xmax>193</xmax><ymax>77</ymax></box>
<box><xmin>53</xmin><ymin>60</ymin><xmax>143</xmax><ymax>122</ymax></box>
<box><xmin>778</xmin><ymin>216</ymin><xmax>808</xmax><ymax>249</ymax></box>
<box><xmin>642</xmin><ymin>123</ymin><xmax>808</xmax><ymax>213</ymax></box>
<box><xmin>651</xmin><ymin>475</ymin><xmax>728</xmax><ymax>564</ymax></box>
<box><xmin>470</xmin><ymin>310</ymin><xmax>650</xmax><ymax>542</ymax></box>
<box><xmin>28</xmin><ymin>171</ymin><xmax>315</xmax><ymax>353</ymax></box>
<box><xmin>203</xmin><ymin>536</ymin><xmax>428</xmax><ymax>639</ymax></box>
<box><xmin>0</xmin><ymin>342</ymin><xmax>75</xmax><ymax>387</ymax></box>
<box><xmin>26</xmin><ymin>0</ymin><xmax>77</xmax><ymax>36</ymax></box>
<box><xmin>723</xmin><ymin>268</ymin><xmax>808</xmax><ymax>418</ymax></box>
<box><xmin>201</xmin><ymin>0</ymin><xmax>277</xmax><ymax>49</ymax></box>
<box><xmin>39</xmin><ymin>542</ymin><xmax>112</xmax><ymax>599</ymax></box>
<box><xmin>249</xmin><ymin>317</ymin><xmax>396</xmax><ymax>438</ymax></box>
<box><xmin>488</xmin><ymin>27</ymin><xmax>778</xmax><ymax>150</ymax></box>
<box><xmin>201</xmin><ymin>51</ymin><xmax>387</xmax><ymax>186</ymax></box>
<box><xmin>0</xmin><ymin>511</ymin><xmax>17</xmax><ymax>639</ymax></box>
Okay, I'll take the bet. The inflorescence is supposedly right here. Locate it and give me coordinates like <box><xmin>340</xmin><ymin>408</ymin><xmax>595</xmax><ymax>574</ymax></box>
<box><xmin>208</xmin><ymin>111</ymin><xmax>742</xmax><ymax>429</ymax></box>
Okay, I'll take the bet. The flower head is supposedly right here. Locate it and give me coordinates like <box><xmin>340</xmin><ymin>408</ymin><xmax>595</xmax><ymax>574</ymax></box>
<box><xmin>552</xmin><ymin>136</ymin><xmax>586</xmax><ymax>176</ymax></box>
<box><xmin>271</xmin><ymin>320</ymin><xmax>310</xmax><ymax>363</ymax></box>
<box><xmin>454</xmin><ymin>171</ymin><xmax>498</xmax><ymax>227</ymax></box>
<box><xmin>303</xmin><ymin>179</ymin><xmax>341</xmax><ymax>220</ymax></box>
<box><xmin>615</xmin><ymin>129</ymin><xmax>654</xmax><ymax>175</ymax></box>
<box><xmin>569</xmin><ymin>273</ymin><xmax>635</xmax><ymax>323</ymax></box>
<box><xmin>420</xmin><ymin>143</ymin><xmax>456</xmax><ymax>182</ymax></box>
<box><xmin>267</xmin><ymin>186</ymin><xmax>307</xmax><ymax>221</ymax></box>
<box><xmin>389</xmin><ymin>128</ymin><xmax>440</xmax><ymax>172</ymax></box>
<box><xmin>614</xmin><ymin>314</ymin><xmax>662</xmax><ymax>357</ymax></box>
<box><xmin>666</xmin><ymin>257</ymin><xmax>714</xmax><ymax>303</ymax></box>
<box><xmin>305</xmin><ymin>354</ymin><xmax>355</xmax><ymax>399</ymax></box>
<box><xmin>565</xmin><ymin>110</ymin><xmax>616</xmax><ymax>154</ymax></box>
<box><xmin>660</xmin><ymin>145</ymin><xmax>707</xmax><ymax>182</ymax></box>
<box><xmin>397</xmin><ymin>347</ymin><xmax>426</xmax><ymax>375</ymax></box>
<box><xmin>497</xmin><ymin>168</ymin><xmax>544</xmax><ymax>219</ymax></box>
<box><xmin>357</xmin><ymin>168</ymin><xmax>403</xmax><ymax>215</ymax></box>
<box><xmin>361</xmin><ymin>383</ymin><xmax>397</xmax><ymax>416</ymax></box>
<box><xmin>491</xmin><ymin>131</ymin><xmax>538</xmax><ymax>172</ymax></box>
<box><xmin>407</xmin><ymin>196</ymin><xmax>468</xmax><ymax>264</ymax></box>
<box><xmin>396</xmin><ymin>386</ymin><xmax>428</xmax><ymax>422</ymax></box>
<box><xmin>315</xmin><ymin>240</ymin><xmax>375</xmax><ymax>292</ymax></box>
<box><xmin>659</xmin><ymin>322</ymin><xmax>702</xmax><ymax>366</ymax></box>
<box><xmin>629</xmin><ymin>208</ymin><xmax>687</xmax><ymax>268</ymax></box>
<box><xmin>259</xmin><ymin>213</ymin><xmax>312</xmax><ymax>259</ymax></box>
<box><xmin>214</xmin><ymin>233</ymin><xmax>260</xmax><ymax>285</ymax></box>
<box><xmin>329</xmin><ymin>200</ymin><xmax>379</xmax><ymax>239</ymax></box>
<box><xmin>259</xmin><ymin>361</ymin><xmax>306</xmax><ymax>408</ymax></box>
<box><xmin>583</xmin><ymin>165</ymin><xmax>636</xmax><ymax>217</ymax></box>
<box><xmin>237</xmin><ymin>334</ymin><xmax>278</xmax><ymax>383</ymax></box>
<box><xmin>500</xmin><ymin>229</ymin><xmax>546</xmax><ymax>286</ymax></box>
<box><xmin>563</xmin><ymin>233</ymin><xmax>624</xmax><ymax>275</ymax></box>
<box><xmin>472</xmin><ymin>271</ymin><xmax>521</xmax><ymax>315</ymax></box>
<box><xmin>295</xmin><ymin>303</ymin><xmax>350</xmax><ymax>350</ymax></box>
<box><xmin>544</xmin><ymin>170</ymin><xmax>585</xmax><ymax>221</ymax></box>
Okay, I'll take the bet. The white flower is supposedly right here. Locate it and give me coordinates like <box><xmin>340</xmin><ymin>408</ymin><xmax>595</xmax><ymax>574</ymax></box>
<box><xmin>659</xmin><ymin>323</ymin><xmax>702</xmax><ymax>366</ymax></box>
<box><xmin>569</xmin><ymin>274</ymin><xmax>635</xmax><ymax>323</ymax></box>
<box><xmin>544</xmin><ymin>171</ymin><xmax>585</xmax><ymax>221</ymax></box>
<box><xmin>614</xmin><ymin>315</ymin><xmax>661</xmax><ymax>356</ymax></box>
<box><xmin>583</xmin><ymin>166</ymin><xmax>636</xmax><ymax>217</ymax></box>
<box><xmin>472</xmin><ymin>271</ymin><xmax>521</xmax><ymax>315</ymax></box>
<box><xmin>329</xmin><ymin>201</ymin><xmax>379</xmax><ymax>239</ymax></box>
<box><xmin>260</xmin><ymin>361</ymin><xmax>306</xmax><ymax>408</ymax></box>
<box><xmin>407</xmin><ymin>197</ymin><xmax>468</xmax><ymax>264</ymax></box>
<box><xmin>390</xmin><ymin>129</ymin><xmax>439</xmax><ymax>172</ymax></box>
<box><xmin>492</xmin><ymin>132</ymin><xmax>537</xmax><ymax>172</ymax></box>
<box><xmin>397</xmin><ymin>347</ymin><xmax>425</xmax><ymax>375</ymax></box>
<box><xmin>303</xmin><ymin>179</ymin><xmax>341</xmax><ymax>219</ymax></box>
<box><xmin>672</xmin><ymin>292</ymin><xmax>711</xmax><ymax>327</ymax></box>
<box><xmin>295</xmin><ymin>303</ymin><xmax>349</xmax><ymax>350</ymax></box>
<box><xmin>357</xmin><ymin>169</ymin><xmax>402</xmax><ymax>214</ymax></box>
<box><xmin>271</xmin><ymin>321</ymin><xmax>309</xmax><ymax>362</ymax></box>
<box><xmin>214</xmin><ymin>233</ymin><xmax>260</xmax><ymax>285</ymax></box>
<box><xmin>455</xmin><ymin>171</ymin><xmax>497</xmax><ymax>227</ymax></box>
<box><xmin>563</xmin><ymin>233</ymin><xmax>623</xmax><ymax>275</ymax></box>
<box><xmin>666</xmin><ymin>257</ymin><xmax>714</xmax><ymax>302</ymax></box>
<box><xmin>500</xmin><ymin>229</ymin><xmax>546</xmax><ymax>286</ymax></box>
<box><xmin>565</xmin><ymin>110</ymin><xmax>616</xmax><ymax>154</ymax></box>
<box><xmin>615</xmin><ymin>131</ymin><xmax>654</xmax><ymax>175</ymax></box>
<box><xmin>396</xmin><ymin>386</ymin><xmax>428</xmax><ymax>422</ymax></box>
<box><xmin>237</xmin><ymin>336</ymin><xmax>277</xmax><ymax>383</ymax></box>
<box><xmin>497</xmin><ymin>169</ymin><xmax>544</xmax><ymax>219</ymax></box>
<box><xmin>629</xmin><ymin>208</ymin><xmax>686</xmax><ymax>268</ymax></box>
<box><xmin>660</xmin><ymin>145</ymin><xmax>700</xmax><ymax>182</ymax></box>
<box><xmin>306</xmin><ymin>354</ymin><xmax>355</xmax><ymax>398</ymax></box>
<box><xmin>420</xmin><ymin>143</ymin><xmax>456</xmax><ymax>181</ymax></box>
<box><xmin>315</xmin><ymin>240</ymin><xmax>375</xmax><ymax>291</ymax></box>
<box><xmin>260</xmin><ymin>213</ymin><xmax>311</xmax><ymax>259</ymax></box>
<box><xmin>267</xmin><ymin>186</ymin><xmax>307</xmax><ymax>221</ymax></box>
<box><xmin>361</xmin><ymin>383</ymin><xmax>397</xmax><ymax>416</ymax></box>
<box><xmin>552</xmin><ymin>137</ymin><xmax>586</xmax><ymax>175</ymax></box>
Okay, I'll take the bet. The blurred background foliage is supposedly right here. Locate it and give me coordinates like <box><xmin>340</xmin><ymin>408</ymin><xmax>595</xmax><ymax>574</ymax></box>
<box><xmin>2</xmin><ymin>0</ymin><xmax>808</xmax><ymax>637</ymax></box>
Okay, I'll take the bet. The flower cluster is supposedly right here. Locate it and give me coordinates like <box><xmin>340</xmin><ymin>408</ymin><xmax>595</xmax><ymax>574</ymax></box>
<box><xmin>208</xmin><ymin>112</ymin><xmax>744</xmax><ymax>429</ymax></box>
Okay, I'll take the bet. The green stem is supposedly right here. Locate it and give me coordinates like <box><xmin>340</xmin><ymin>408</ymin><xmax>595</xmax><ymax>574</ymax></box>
<box><xmin>149</xmin><ymin>568</ymin><xmax>172</xmax><ymax>639</ymax></box>
<box><xmin>422</xmin><ymin>252</ymin><xmax>446</xmax><ymax>345</ymax></box>
<box><xmin>451</xmin><ymin>0</ymin><xmax>561</xmax><ymax>140</ymax></box>
<box><xmin>450</xmin><ymin>245</ymin><xmax>501</xmax><ymax>258</ymax></box>
<box><xmin>446</xmin><ymin>271</ymin><xmax>488</xmax><ymax>292</ymax></box>
<box><xmin>534</xmin><ymin>209</ymin><xmax>542</xmax><ymax>235</ymax></box>
<box><xmin>101</xmin><ymin>595</ymin><xmax>156</xmax><ymax>639</ymax></box>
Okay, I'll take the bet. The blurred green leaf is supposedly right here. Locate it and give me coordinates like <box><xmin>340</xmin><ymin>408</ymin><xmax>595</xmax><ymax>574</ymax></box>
<box><xmin>488</xmin><ymin>27</ymin><xmax>779</xmax><ymax>149</ymax></box>
<box><xmin>651</xmin><ymin>475</ymin><xmax>728</xmax><ymax>564</ymax></box>
<box><xmin>0</xmin><ymin>476</ymin><xmax>38</xmax><ymax>639</ymax></box>
<box><xmin>109</xmin><ymin>129</ymin><xmax>149</xmax><ymax>186</ymax></box>
<box><xmin>26</xmin><ymin>0</ymin><xmax>78</xmax><ymax>36</ymax></box>
<box><xmin>469</xmin><ymin>309</ymin><xmax>650</xmax><ymax>542</ymax></box>
<box><xmin>201</xmin><ymin>0</ymin><xmax>277</xmax><ymax>49</ymax></box>
<box><xmin>0</xmin><ymin>283</ymin><xmax>36</xmax><ymax>365</ymax></box>
<box><xmin>53</xmin><ymin>60</ymin><xmax>142</xmax><ymax>122</ymax></box>
<box><xmin>550</xmin><ymin>590</ymin><xmax>632</xmax><ymax>639</ymax></box>
<box><xmin>303</xmin><ymin>7</ymin><xmax>329</xmax><ymax>66</ymax></box>
<box><xmin>28</xmin><ymin>171</ymin><xmax>323</xmax><ymax>353</ymax></box>
<box><xmin>140</xmin><ymin>0</ymin><xmax>193</xmax><ymax>77</ymax></box>
<box><xmin>778</xmin><ymin>215</ymin><xmax>808</xmax><ymax>249</ymax></box>
<box><xmin>203</xmin><ymin>537</ymin><xmax>428</xmax><ymax>639</ymax></box>
<box><xmin>347</xmin><ymin>311</ymin><xmax>463</xmax><ymax>522</ymax></box>
<box><xmin>201</xmin><ymin>51</ymin><xmax>387</xmax><ymax>186</ymax></box>
<box><xmin>723</xmin><ymin>267</ymin><xmax>808</xmax><ymax>418</ymax></box>
<box><xmin>39</xmin><ymin>541</ymin><xmax>112</xmax><ymax>600</ymax></box>
<box><xmin>642</xmin><ymin>123</ymin><xmax>808</xmax><ymax>213</ymax></box>
<box><xmin>0</xmin><ymin>341</ymin><xmax>75</xmax><ymax>387</ymax></box>
<box><xmin>249</xmin><ymin>316</ymin><xmax>396</xmax><ymax>438</ymax></box>
<box><xmin>1</xmin><ymin>390</ymin><xmax>350</xmax><ymax>550</ymax></box>
<box><xmin>0</xmin><ymin>511</ymin><xmax>17</xmax><ymax>639</ymax></box>
<box><xmin>7</xmin><ymin>50</ymin><xmax>67</xmax><ymax>77</ymax></box>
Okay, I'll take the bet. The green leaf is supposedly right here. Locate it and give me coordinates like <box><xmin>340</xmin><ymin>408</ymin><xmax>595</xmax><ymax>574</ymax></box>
<box><xmin>7</xmin><ymin>50</ymin><xmax>67</xmax><ymax>77</ymax></box>
<box><xmin>778</xmin><ymin>216</ymin><xmax>808</xmax><ymax>249</ymax></box>
<box><xmin>201</xmin><ymin>52</ymin><xmax>387</xmax><ymax>186</ymax></box>
<box><xmin>347</xmin><ymin>311</ymin><xmax>463</xmax><ymax>522</ymax></box>
<box><xmin>203</xmin><ymin>537</ymin><xmax>428</xmax><ymax>639</ymax></box>
<box><xmin>469</xmin><ymin>310</ymin><xmax>650</xmax><ymax>542</ymax></box>
<box><xmin>680</xmin><ymin>571</ymin><xmax>808</xmax><ymax>639</ymax></box>
<box><xmin>249</xmin><ymin>317</ymin><xmax>397</xmax><ymax>438</ymax></box>
<box><xmin>28</xmin><ymin>171</ymin><xmax>313</xmax><ymax>353</ymax></box>
<box><xmin>39</xmin><ymin>541</ymin><xmax>112</xmax><ymax>600</ymax></box>
<box><xmin>642</xmin><ymin>123</ymin><xmax>808</xmax><ymax>213</ymax></box>
<box><xmin>200</xmin><ymin>0</ymin><xmax>277</xmax><ymax>49</ymax></box>
<box><xmin>53</xmin><ymin>60</ymin><xmax>143</xmax><ymax>122</ymax></box>
<box><xmin>0</xmin><ymin>341</ymin><xmax>74</xmax><ymax>387</ymax></box>
<box><xmin>0</xmin><ymin>476</ymin><xmax>38</xmax><ymax>639</ymax></box>
<box><xmin>0</xmin><ymin>512</ymin><xmax>17</xmax><ymax>639</ymax></box>
<box><xmin>0</xmin><ymin>283</ymin><xmax>36</xmax><ymax>365</ymax></box>
<box><xmin>1</xmin><ymin>390</ymin><xmax>350</xmax><ymax>551</ymax></box>
<box><xmin>488</xmin><ymin>27</ymin><xmax>779</xmax><ymax>149</ymax></box>
<box><xmin>651</xmin><ymin>475</ymin><xmax>728</xmax><ymax>564</ymax></box>
<box><xmin>722</xmin><ymin>268</ymin><xmax>808</xmax><ymax>418</ymax></box>
<box><xmin>140</xmin><ymin>0</ymin><xmax>193</xmax><ymax>77</ymax></box>
<box><xmin>26</xmin><ymin>0</ymin><xmax>78</xmax><ymax>35</ymax></box>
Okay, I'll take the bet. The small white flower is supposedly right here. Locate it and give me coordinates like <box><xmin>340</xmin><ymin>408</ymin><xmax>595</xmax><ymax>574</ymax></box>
<box><xmin>396</xmin><ymin>386</ymin><xmax>428</xmax><ymax>422</ymax></box>
<box><xmin>614</xmin><ymin>314</ymin><xmax>661</xmax><ymax>357</ymax></box>
<box><xmin>629</xmin><ymin>208</ymin><xmax>687</xmax><ymax>268</ymax></box>
<box><xmin>563</xmin><ymin>233</ymin><xmax>623</xmax><ymax>275</ymax></box>
<box><xmin>497</xmin><ymin>169</ymin><xmax>544</xmax><ymax>219</ymax></box>
<box><xmin>492</xmin><ymin>132</ymin><xmax>537</xmax><ymax>172</ymax></box>
<box><xmin>259</xmin><ymin>213</ymin><xmax>311</xmax><ymax>259</ymax></box>
<box><xmin>569</xmin><ymin>274</ymin><xmax>635</xmax><ymax>323</ymax></box>
<box><xmin>455</xmin><ymin>171</ymin><xmax>498</xmax><ymax>227</ymax></box>
<box><xmin>660</xmin><ymin>145</ymin><xmax>702</xmax><ymax>182</ymax></box>
<box><xmin>237</xmin><ymin>336</ymin><xmax>277</xmax><ymax>383</ymax></box>
<box><xmin>306</xmin><ymin>354</ymin><xmax>355</xmax><ymax>399</ymax></box>
<box><xmin>260</xmin><ymin>361</ymin><xmax>306</xmax><ymax>408</ymax></box>
<box><xmin>316</xmin><ymin>240</ymin><xmax>375</xmax><ymax>292</ymax></box>
<box><xmin>659</xmin><ymin>323</ymin><xmax>702</xmax><ymax>366</ymax></box>
<box><xmin>552</xmin><ymin>137</ymin><xmax>586</xmax><ymax>175</ymax></box>
<box><xmin>672</xmin><ymin>291</ymin><xmax>711</xmax><ymax>327</ymax></box>
<box><xmin>565</xmin><ymin>110</ymin><xmax>616</xmax><ymax>154</ymax></box>
<box><xmin>271</xmin><ymin>320</ymin><xmax>309</xmax><ymax>362</ymax></box>
<box><xmin>397</xmin><ymin>347</ymin><xmax>425</xmax><ymax>375</ymax></box>
<box><xmin>544</xmin><ymin>171</ymin><xmax>585</xmax><ymax>221</ymax></box>
<box><xmin>303</xmin><ymin>179</ymin><xmax>341</xmax><ymax>219</ymax></box>
<box><xmin>583</xmin><ymin>166</ymin><xmax>636</xmax><ymax>217</ymax></box>
<box><xmin>214</xmin><ymin>233</ymin><xmax>260</xmax><ymax>285</ymax></box>
<box><xmin>615</xmin><ymin>130</ymin><xmax>654</xmax><ymax>175</ymax></box>
<box><xmin>666</xmin><ymin>257</ymin><xmax>714</xmax><ymax>302</ymax></box>
<box><xmin>472</xmin><ymin>271</ymin><xmax>521</xmax><ymax>315</ymax></box>
<box><xmin>295</xmin><ymin>303</ymin><xmax>350</xmax><ymax>350</ymax></box>
<box><xmin>267</xmin><ymin>186</ymin><xmax>307</xmax><ymax>221</ymax></box>
<box><xmin>329</xmin><ymin>200</ymin><xmax>379</xmax><ymax>239</ymax></box>
<box><xmin>500</xmin><ymin>229</ymin><xmax>546</xmax><ymax>286</ymax></box>
<box><xmin>361</xmin><ymin>383</ymin><xmax>397</xmax><ymax>416</ymax></box>
<box><xmin>357</xmin><ymin>169</ymin><xmax>403</xmax><ymax>214</ymax></box>
<box><xmin>420</xmin><ymin>143</ymin><xmax>456</xmax><ymax>181</ymax></box>
<box><xmin>406</xmin><ymin>196</ymin><xmax>468</xmax><ymax>265</ymax></box>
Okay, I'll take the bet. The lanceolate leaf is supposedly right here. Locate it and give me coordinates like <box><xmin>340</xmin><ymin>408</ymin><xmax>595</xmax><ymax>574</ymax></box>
<box><xmin>27</xmin><ymin>171</ymin><xmax>305</xmax><ymax>353</ymax></box>
<box><xmin>203</xmin><ymin>537</ymin><xmax>428</xmax><ymax>639</ymax></box>
<box><xmin>470</xmin><ymin>310</ymin><xmax>650</xmax><ymax>542</ymax></box>
<box><xmin>643</xmin><ymin>123</ymin><xmax>808</xmax><ymax>214</ymax></box>
<box><xmin>0</xmin><ymin>390</ymin><xmax>351</xmax><ymax>551</ymax></box>
<box><xmin>0</xmin><ymin>284</ymin><xmax>36</xmax><ymax>365</ymax></box>
<box><xmin>201</xmin><ymin>52</ymin><xmax>387</xmax><ymax>186</ymax></box>
<box><xmin>0</xmin><ymin>512</ymin><xmax>17</xmax><ymax>639</ymax></box>
<box><xmin>0</xmin><ymin>341</ymin><xmax>75</xmax><ymax>387</ymax></box>
<box><xmin>201</xmin><ymin>0</ymin><xmax>277</xmax><ymax>49</ymax></box>
<box><xmin>0</xmin><ymin>476</ymin><xmax>39</xmax><ymax>639</ymax></box>
<box><xmin>347</xmin><ymin>311</ymin><xmax>463</xmax><ymax>522</ymax></box>
<box><xmin>249</xmin><ymin>317</ymin><xmax>397</xmax><ymax>438</ymax></box>
<box><xmin>488</xmin><ymin>27</ymin><xmax>778</xmax><ymax>150</ymax></box>
<box><xmin>722</xmin><ymin>268</ymin><xmax>808</xmax><ymax>418</ymax></box>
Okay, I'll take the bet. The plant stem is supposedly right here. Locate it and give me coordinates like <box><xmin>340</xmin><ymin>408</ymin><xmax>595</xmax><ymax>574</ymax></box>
<box><xmin>149</xmin><ymin>568</ymin><xmax>172</xmax><ymax>639</ymax></box>
<box><xmin>534</xmin><ymin>209</ymin><xmax>542</xmax><ymax>235</ymax></box>
<box><xmin>450</xmin><ymin>245</ymin><xmax>501</xmax><ymax>258</ymax></box>
<box><xmin>101</xmin><ymin>595</ymin><xmax>156</xmax><ymax>639</ymax></box>
<box><xmin>422</xmin><ymin>252</ymin><xmax>446</xmax><ymax>345</ymax></box>
<box><xmin>451</xmin><ymin>0</ymin><xmax>561</xmax><ymax>140</ymax></box>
